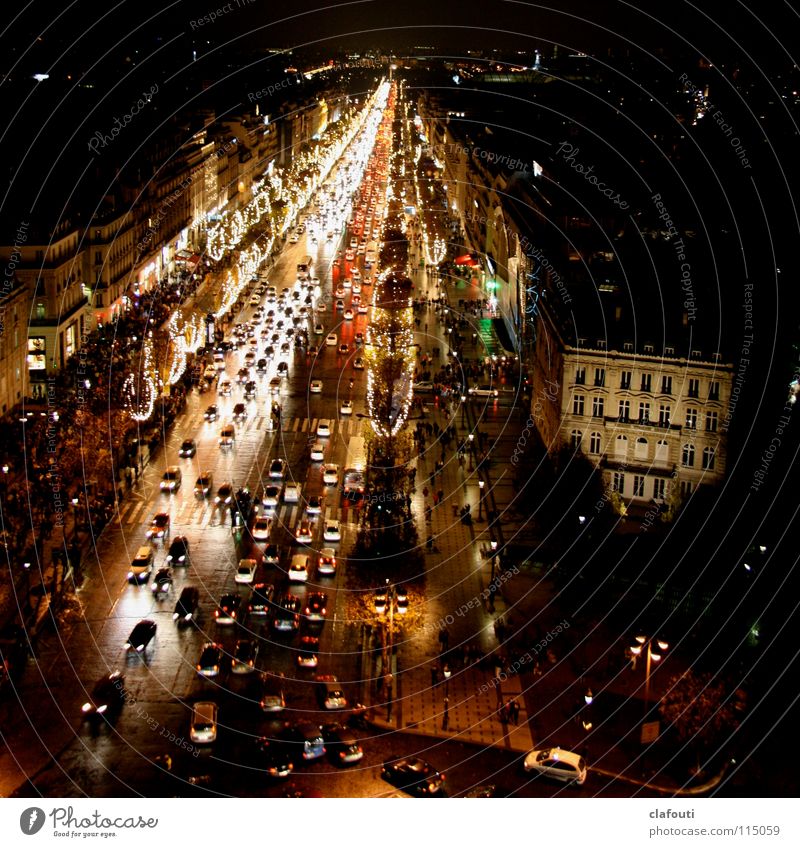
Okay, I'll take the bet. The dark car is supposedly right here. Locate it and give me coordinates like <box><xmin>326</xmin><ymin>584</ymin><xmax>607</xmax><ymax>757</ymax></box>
<box><xmin>278</xmin><ymin>723</ymin><xmax>326</xmax><ymax>761</ymax></box>
<box><xmin>196</xmin><ymin>642</ymin><xmax>223</xmax><ymax>677</ymax></box>
<box><xmin>179</xmin><ymin>439</ymin><xmax>197</xmax><ymax>458</ymax></box>
<box><xmin>382</xmin><ymin>757</ymin><xmax>446</xmax><ymax>795</ymax></box>
<box><xmin>194</xmin><ymin>472</ymin><xmax>213</xmax><ymax>499</ymax></box>
<box><xmin>255</xmin><ymin>738</ymin><xmax>294</xmax><ymax>778</ymax></box>
<box><xmin>263</xmin><ymin>543</ymin><xmax>280</xmax><ymax>565</ymax></box>
<box><xmin>215</xmin><ymin>482</ymin><xmax>233</xmax><ymax>506</ymax></box>
<box><xmin>146</xmin><ymin>512</ymin><xmax>171</xmax><ymax>540</ymax></box>
<box><xmin>256</xmin><ymin>358</ymin><xmax>268</xmax><ymax>373</ymax></box>
<box><xmin>173</xmin><ymin>587</ymin><xmax>200</xmax><ymax>624</ymax></box>
<box><xmin>304</xmin><ymin>592</ymin><xmax>328</xmax><ymax>621</ymax></box>
<box><xmin>237</xmin><ymin>368</ymin><xmax>250</xmax><ymax>384</ymax></box>
<box><xmin>276</xmin><ymin>361</ymin><xmax>289</xmax><ymax>375</ymax></box>
<box><xmin>232</xmin><ymin>639</ymin><xmax>259</xmax><ymax>674</ymax></box>
<box><xmin>204</xmin><ymin>405</ymin><xmax>218</xmax><ymax>421</ymax></box>
<box><xmin>215</xmin><ymin>594</ymin><xmax>242</xmax><ymax>625</ymax></box>
<box><xmin>244</xmin><ymin>381</ymin><xmax>258</xmax><ymax>399</ymax></box>
<box><xmin>166</xmin><ymin>535</ymin><xmax>190</xmax><ymax>566</ymax></box>
<box><xmin>150</xmin><ymin>567</ymin><xmax>172</xmax><ymax>597</ymax></box>
<box><xmin>81</xmin><ymin>671</ymin><xmax>126</xmax><ymax>719</ymax></box>
<box><xmin>248</xmin><ymin>583</ymin><xmax>275</xmax><ymax>617</ymax></box>
<box><xmin>322</xmin><ymin>724</ymin><xmax>364</xmax><ymax>765</ymax></box>
<box><xmin>273</xmin><ymin>595</ymin><xmax>301</xmax><ymax>632</ymax></box>
<box><xmin>233</xmin><ymin>402</ymin><xmax>248</xmax><ymax>421</ymax></box>
<box><xmin>125</xmin><ymin>620</ymin><xmax>157</xmax><ymax>653</ymax></box>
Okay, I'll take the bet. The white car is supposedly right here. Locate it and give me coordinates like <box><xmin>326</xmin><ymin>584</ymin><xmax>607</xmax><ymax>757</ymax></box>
<box><xmin>353</xmin><ymin>358</ymin><xmax>364</xmax><ymax>370</ymax></box>
<box><xmin>323</xmin><ymin>519</ymin><xmax>341</xmax><ymax>542</ymax></box>
<box><xmin>523</xmin><ymin>747</ymin><xmax>587</xmax><ymax>785</ymax></box>
<box><xmin>314</xmin><ymin>323</ymin><xmax>324</xmax><ymax>335</ymax></box>
<box><xmin>190</xmin><ymin>702</ymin><xmax>218</xmax><ymax>744</ymax></box>
<box><xmin>310</xmin><ymin>442</ymin><xmax>325</xmax><ymax>461</ymax></box>
<box><xmin>283</xmin><ymin>481</ymin><xmax>301</xmax><ymax>503</ymax></box>
<box><xmin>358</xmin><ymin>304</ymin><xmax>368</xmax><ymax>314</ymax></box>
<box><xmin>317</xmin><ymin>419</ymin><xmax>331</xmax><ymax>437</ymax></box>
<box><xmin>322</xmin><ymin>464</ymin><xmax>339</xmax><ymax>486</ymax></box>
<box><xmin>326</xmin><ymin>333</ymin><xmax>337</xmax><ymax>346</ymax></box>
<box><xmin>342</xmin><ymin>277</ymin><xmax>352</xmax><ymax>289</ymax></box>
<box><xmin>295</xmin><ymin>520</ymin><xmax>314</xmax><ymax>545</ymax></box>
<box><xmin>251</xmin><ymin>516</ymin><xmax>272</xmax><ymax>541</ymax></box>
<box><xmin>261</xmin><ymin>484</ymin><xmax>280</xmax><ymax>509</ymax></box>
<box><xmin>343</xmin><ymin>309</ymin><xmax>354</xmax><ymax>320</ymax></box>
<box><xmin>289</xmin><ymin>234</ymin><xmax>299</xmax><ymax>244</ymax></box>
<box><xmin>351</xmin><ymin>269</ymin><xmax>361</xmax><ymax>281</ymax></box>
<box><xmin>340</xmin><ymin>400</ymin><xmax>353</xmax><ymax>415</ymax></box>
<box><xmin>317</xmin><ymin>548</ymin><xmax>337</xmax><ymax>575</ymax></box>
<box><xmin>310</xmin><ymin>379</ymin><xmax>323</xmax><ymax>394</ymax></box>
<box><xmin>249</xmin><ymin>294</ymin><xmax>261</xmax><ymax>306</ymax></box>
<box><xmin>335</xmin><ymin>286</ymin><xmax>346</xmax><ymax>298</ymax></box>
<box><xmin>235</xmin><ymin>558</ymin><xmax>258</xmax><ymax>584</ymax></box>
<box><xmin>352</xmin><ymin>282</ymin><xmax>361</xmax><ymax>294</ymax></box>
<box><xmin>289</xmin><ymin>555</ymin><xmax>310</xmax><ymax>581</ymax></box>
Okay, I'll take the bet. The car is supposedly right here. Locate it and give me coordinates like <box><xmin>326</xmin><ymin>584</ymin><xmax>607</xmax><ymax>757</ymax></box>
<box><xmin>256</xmin><ymin>358</ymin><xmax>268</xmax><ymax>373</ymax></box>
<box><xmin>273</xmin><ymin>596</ymin><xmax>301</xmax><ymax>631</ymax></box>
<box><xmin>414</xmin><ymin>381</ymin><xmax>434</xmax><ymax>393</ymax></box>
<box><xmin>323</xmin><ymin>519</ymin><xmax>341</xmax><ymax>542</ymax></box>
<box><xmin>352</xmin><ymin>282</ymin><xmax>362</xmax><ymax>294</ymax></box>
<box><xmin>196</xmin><ymin>642</ymin><xmax>223</xmax><ymax>677</ymax></box>
<box><xmin>354</xmin><ymin>332</ymin><xmax>364</xmax><ymax>345</ymax></box>
<box><xmin>233</xmin><ymin>402</ymin><xmax>248</xmax><ymax>421</ymax></box>
<box><xmin>215</xmin><ymin>482</ymin><xmax>233</xmax><ymax>506</ymax></box>
<box><xmin>252</xmin><ymin>515</ymin><xmax>272</xmax><ymax>541</ymax></box>
<box><xmin>125</xmin><ymin>620</ymin><xmax>157</xmax><ymax>653</ymax></box>
<box><xmin>308</xmin><ymin>344</ymin><xmax>319</xmax><ymax>356</ymax></box>
<box><xmin>338</xmin><ymin>344</ymin><xmax>349</xmax><ymax>355</ymax></box>
<box><xmin>269</xmin><ymin>376</ymin><xmax>282</xmax><ymax>395</ymax></box>
<box><xmin>323</xmin><ymin>724</ymin><xmax>363</xmax><ymax>764</ymax></box>
<box><xmin>215</xmin><ymin>594</ymin><xmax>242</xmax><ymax>624</ymax></box>
<box><xmin>310</xmin><ymin>442</ymin><xmax>325</xmax><ymax>461</ymax></box>
<box><xmin>263</xmin><ymin>543</ymin><xmax>281</xmax><ymax>565</ymax></box>
<box><xmin>306</xmin><ymin>494</ymin><xmax>324</xmax><ymax>515</ymax></box>
<box><xmin>289</xmin><ymin>554</ymin><xmax>310</xmax><ymax>581</ymax></box>
<box><xmin>194</xmin><ymin>472</ymin><xmax>213</xmax><ymax>499</ymax></box>
<box><xmin>381</xmin><ymin>757</ymin><xmax>446</xmax><ymax>796</ymax></box>
<box><xmin>317</xmin><ymin>548</ymin><xmax>337</xmax><ymax>576</ymax></box>
<box><xmin>358</xmin><ymin>303</ymin><xmax>368</xmax><ymax>314</ymax></box>
<box><xmin>316</xmin><ymin>419</ymin><xmax>331</xmax><ymax>437</ymax></box>
<box><xmin>146</xmin><ymin>512</ymin><xmax>170</xmax><ymax>540</ymax></box>
<box><xmin>305</xmin><ymin>592</ymin><xmax>328</xmax><ymax>621</ymax></box>
<box><xmin>322</xmin><ymin>464</ymin><xmax>339</xmax><ymax>486</ymax></box>
<box><xmin>81</xmin><ymin>671</ymin><xmax>126</xmax><ymax>719</ymax></box>
<box><xmin>173</xmin><ymin>586</ymin><xmax>200</xmax><ymax>624</ymax></box>
<box><xmin>247</xmin><ymin>583</ymin><xmax>275</xmax><ymax>617</ymax></box>
<box><xmin>276</xmin><ymin>361</ymin><xmax>289</xmax><ymax>376</ymax></box>
<box><xmin>179</xmin><ymin>439</ymin><xmax>196</xmax><ymax>458</ymax></box>
<box><xmin>219</xmin><ymin>424</ymin><xmax>236</xmax><ymax>448</ymax></box>
<box><xmin>343</xmin><ymin>309</ymin><xmax>354</xmax><ymax>321</ymax></box>
<box><xmin>264</xmin><ymin>345</ymin><xmax>275</xmax><ymax>360</ymax></box>
<box><xmin>261</xmin><ymin>484</ymin><xmax>280</xmax><ymax>508</ymax></box>
<box><xmin>259</xmin><ymin>673</ymin><xmax>286</xmax><ymax>712</ymax></box>
<box><xmin>345</xmin><ymin>249</ymin><xmax>354</xmax><ymax>261</ymax></box>
<box><xmin>469</xmin><ymin>384</ymin><xmax>499</xmax><ymax>398</ymax></box>
<box><xmin>128</xmin><ymin>546</ymin><xmax>154</xmax><ymax>583</ymax></box>
<box><xmin>335</xmin><ymin>286</ymin><xmax>346</xmax><ymax>298</ymax></box>
<box><xmin>523</xmin><ymin>747</ymin><xmax>588</xmax><ymax>785</ymax></box>
<box><xmin>310</xmin><ymin>379</ymin><xmax>323</xmax><ymax>393</ymax></box>
<box><xmin>218</xmin><ymin>378</ymin><xmax>233</xmax><ymax>396</ymax></box>
<box><xmin>278</xmin><ymin>723</ymin><xmax>326</xmax><ymax>761</ymax></box>
<box><xmin>316</xmin><ymin>675</ymin><xmax>347</xmax><ymax>709</ymax></box>
<box><xmin>249</xmin><ymin>293</ymin><xmax>261</xmax><ymax>306</ymax></box>
<box><xmin>289</xmin><ymin>234</ymin><xmax>299</xmax><ymax>244</ymax></box>
<box><xmin>340</xmin><ymin>400</ymin><xmax>353</xmax><ymax>415</ymax></box>
<box><xmin>232</xmin><ymin>639</ymin><xmax>259</xmax><ymax>674</ymax></box>
<box><xmin>204</xmin><ymin>404</ymin><xmax>218</xmax><ymax>421</ymax></box>
<box><xmin>235</xmin><ymin>558</ymin><xmax>258</xmax><ymax>584</ymax></box>
<box><xmin>151</xmin><ymin>567</ymin><xmax>172</xmax><ymax>596</ymax></box>
<box><xmin>203</xmin><ymin>365</ymin><xmax>217</xmax><ymax>381</ymax></box>
<box><xmin>256</xmin><ymin>738</ymin><xmax>294</xmax><ymax>777</ymax></box>
<box><xmin>244</xmin><ymin>380</ymin><xmax>258</xmax><ymax>399</ymax></box>
<box><xmin>269</xmin><ymin>458</ymin><xmax>286</xmax><ymax>479</ymax></box>
<box><xmin>283</xmin><ymin>481</ymin><xmax>301</xmax><ymax>503</ymax></box>
<box><xmin>190</xmin><ymin>701</ymin><xmax>218</xmax><ymax>744</ymax></box>
<box><xmin>342</xmin><ymin>277</ymin><xmax>352</xmax><ymax>289</ymax></box>
<box><xmin>297</xmin><ymin>635</ymin><xmax>320</xmax><ymax>667</ymax></box>
<box><xmin>353</xmin><ymin>357</ymin><xmax>364</xmax><ymax>370</ymax></box>
<box><xmin>326</xmin><ymin>333</ymin><xmax>337</xmax><ymax>346</ymax></box>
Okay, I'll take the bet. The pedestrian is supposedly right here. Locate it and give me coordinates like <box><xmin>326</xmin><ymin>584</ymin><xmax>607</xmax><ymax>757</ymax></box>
<box><xmin>498</xmin><ymin>703</ymin><xmax>508</xmax><ymax>726</ymax></box>
<box><xmin>510</xmin><ymin>699</ymin><xmax>520</xmax><ymax>725</ymax></box>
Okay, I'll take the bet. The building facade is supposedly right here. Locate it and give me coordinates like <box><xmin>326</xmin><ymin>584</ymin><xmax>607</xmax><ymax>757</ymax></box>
<box><xmin>0</xmin><ymin>276</ymin><xmax>30</xmax><ymax>413</ymax></box>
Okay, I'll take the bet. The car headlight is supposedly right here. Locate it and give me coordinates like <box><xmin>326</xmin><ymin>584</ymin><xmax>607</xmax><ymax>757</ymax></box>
<box><xmin>96</xmin><ymin>704</ymin><xmax>108</xmax><ymax>714</ymax></box>
<box><xmin>82</xmin><ymin>702</ymin><xmax>92</xmax><ymax>713</ymax></box>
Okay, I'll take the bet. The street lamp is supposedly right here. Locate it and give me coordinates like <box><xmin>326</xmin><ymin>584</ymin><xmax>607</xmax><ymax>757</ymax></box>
<box><xmin>460</xmin><ymin>394</ymin><xmax>466</xmax><ymax>425</ymax></box>
<box><xmin>442</xmin><ymin>662</ymin><xmax>452</xmax><ymax>729</ymax></box>
<box><xmin>468</xmin><ymin>432</ymin><xmax>475</xmax><ymax>471</ymax></box>
<box><xmin>630</xmin><ymin>634</ymin><xmax>669</xmax><ymax>715</ymax></box>
<box><xmin>478</xmin><ymin>478</ymin><xmax>485</xmax><ymax>521</ymax></box>
<box><xmin>490</xmin><ymin>538</ymin><xmax>498</xmax><ymax>582</ymax></box>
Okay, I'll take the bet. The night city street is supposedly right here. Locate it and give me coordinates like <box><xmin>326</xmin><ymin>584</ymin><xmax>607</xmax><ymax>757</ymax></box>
<box><xmin>0</xmin><ymin>1</ymin><xmax>799</xmax><ymax>844</ymax></box>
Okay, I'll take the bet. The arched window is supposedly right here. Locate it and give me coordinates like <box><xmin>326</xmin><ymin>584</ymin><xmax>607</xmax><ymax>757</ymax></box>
<box><xmin>682</xmin><ymin>443</ymin><xmax>695</xmax><ymax>467</ymax></box>
<box><xmin>589</xmin><ymin>432</ymin><xmax>602</xmax><ymax>454</ymax></box>
<box><xmin>634</xmin><ymin>437</ymin><xmax>648</xmax><ymax>460</ymax></box>
<box><xmin>614</xmin><ymin>434</ymin><xmax>628</xmax><ymax>458</ymax></box>
<box><xmin>655</xmin><ymin>439</ymin><xmax>669</xmax><ymax>462</ymax></box>
<box><xmin>702</xmin><ymin>446</ymin><xmax>716</xmax><ymax>470</ymax></box>
<box><xmin>570</xmin><ymin>429</ymin><xmax>583</xmax><ymax>450</ymax></box>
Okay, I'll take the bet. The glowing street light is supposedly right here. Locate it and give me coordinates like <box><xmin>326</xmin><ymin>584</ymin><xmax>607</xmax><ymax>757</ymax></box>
<box><xmin>630</xmin><ymin>634</ymin><xmax>669</xmax><ymax>715</ymax></box>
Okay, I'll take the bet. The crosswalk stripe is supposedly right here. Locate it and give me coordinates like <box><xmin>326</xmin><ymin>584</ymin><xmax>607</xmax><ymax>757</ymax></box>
<box><xmin>310</xmin><ymin>417</ymin><xmax>318</xmax><ymax>433</ymax></box>
<box><xmin>294</xmin><ymin>417</ymin><xmax>302</xmax><ymax>432</ymax></box>
<box><xmin>300</xmin><ymin>418</ymin><xmax>308</xmax><ymax>432</ymax></box>
<box><xmin>127</xmin><ymin>502</ymin><xmax>145</xmax><ymax>524</ymax></box>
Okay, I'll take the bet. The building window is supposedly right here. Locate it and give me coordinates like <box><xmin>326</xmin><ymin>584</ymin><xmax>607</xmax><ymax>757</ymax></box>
<box><xmin>570</xmin><ymin>430</ymin><xmax>583</xmax><ymax>450</ymax></box>
<box><xmin>661</xmin><ymin>375</ymin><xmax>673</xmax><ymax>395</ymax></box>
<box><xmin>597</xmin><ymin>339</ymin><xmax>606</xmax><ymax>349</ymax></box>
<box><xmin>633</xmin><ymin>475</ymin><xmax>645</xmax><ymax>497</ymax></box>
<box><xmin>618</xmin><ymin>400</ymin><xmax>630</xmax><ymax>422</ymax></box>
<box><xmin>575</xmin><ymin>366</ymin><xmax>586</xmax><ymax>385</ymax></box>
<box><xmin>635</xmin><ymin>437</ymin><xmax>648</xmax><ymax>460</ymax></box>
<box><xmin>658</xmin><ymin>404</ymin><xmax>671</xmax><ymax>426</ymax></box>
<box><xmin>656</xmin><ymin>439</ymin><xmax>669</xmax><ymax>462</ymax></box>
<box><xmin>623</xmin><ymin>342</ymin><xmax>633</xmax><ymax>352</ymax></box>
<box><xmin>589</xmin><ymin>432</ymin><xmax>601</xmax><ymax>454</ymax></box>
<box><xmin>682</xmin><ymin>443</ymin><xmax>695</xmax><ymax>467</ymax></box>
<box><xmin>94</xmin><ymin>251</ymin><xmax>102</xmax><ymax>265</ymax></box>
<box><xmin>686</xmin><ymin>408</ymin><xmax>698</xmax><ymax>429</ymax></box>
<box><xmin>680</xmin><ymin>481</ymin><xmax>693</xmax><ymax>497</ymax></box>
<box><xmin>708</xmin><ymin>381</ymin><xmax>720</xmax><ymax>401</ymax></box>
<box><xmin>572</xmin><ymin>394</ymin><xmax>585</xmax><ymax>416</ymax></box>
<box><xmin>594</xmin><ymin>367</ymin><xmax>605</xmax><ymax>387</ymax></box>
<box><xmin>702</xmin><ymin>447</ymin><xmax>716</xmax><ymax>470</ymax></box>
<box><xmin>36</xmin><ymin>302</ymin><xmax>46</xmax><ymax>320</ymax></box>
<box><xmin>688</xmin><ymin>378</ymin><xmax>699</xmax><ymax>398</ymax></box>
<box><xmin>691</xmin><ymin>349</ymin><xmax>702</xmax><ymax>359</ymax></box>
<box><xmin>640</xmin><ymin>373</ymin><xmax>652</xmax><ymax>392</ymax></box>
<box><xmin>614</xmin><ymin>434</ymin><xmax>628</xmax><ymax>458</ymax></box>
<box><xmin>644</xmin><ymin>344</ymin><xmax>654</xmax><ymax>353</ymax></box>
<box><xmin>613</xmin><ymin>471</ymin><xmax>625</xmax><ymax>494</ymax></box>
<box><xmin>705</xmin><ymin>411</ymin><xmax>718</xmax><ymax>432</ymax></box>
<box><xmin>592</xmin><ymin>396</ymin><xmax>605</xmax><ymax>418</ymax></box>
<box><xmin>653</xmin><ymin>478</ymin><xmax>666</xmax><ymax>500</ymax></box>
<box><xmin>620</xmin><ymin>370</ymin><xmax>632</xmax><ymax>390</ymax></box>
<box><xmin>638</xmin><ymin>402</ymin><xmax>650</xmax><ymax>423</ymax></box>
<box><xmin>665</xmin><ymin>346</ymin><xmax>675</xmax><ymax>355</ymax></box>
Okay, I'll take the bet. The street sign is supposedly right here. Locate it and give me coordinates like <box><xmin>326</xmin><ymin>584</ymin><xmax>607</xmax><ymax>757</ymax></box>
<box><xmin>641</xmin><ymin>720</ymin><xmax>660</xmax><ymax>744</ymax></box>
